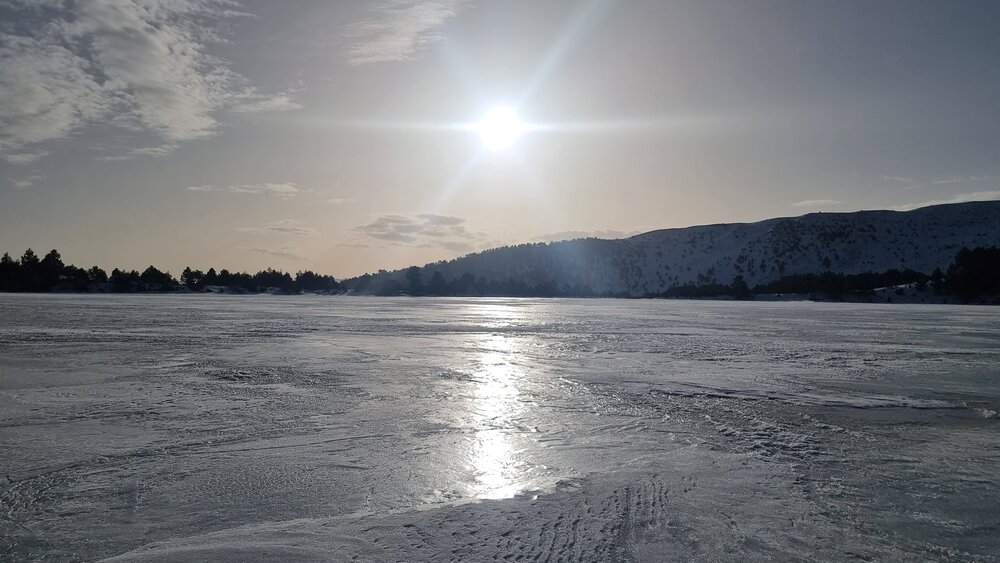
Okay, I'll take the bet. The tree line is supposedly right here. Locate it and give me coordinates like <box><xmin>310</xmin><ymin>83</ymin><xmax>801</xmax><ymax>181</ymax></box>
<box><xmin>940</xmin><ymin>246</ymin><xmax>1000</xmax><ymax>302</ymax></box>
<box><xmin>344</xmin><ymin>246</ymin><xmax>1000</xmax><ymax>302</ymax></box>
<box><xmin>0</xmin><ymin>249</ymin><xmax>340</xmax><ymax>294</ymax></box>
<box><xmin>344</xmin><ymin>266</ymin><xmax>620</xmax><ymax>298</ymax></box>
<box><xmin>2</xmin><ymin>246</ymin><xmax>996</xmax><ymax>301</ymax></box>
<box><xmin>658</xmin><ymin>247</ymin><xmax>1000</xmax><ymax>303</ymax></box>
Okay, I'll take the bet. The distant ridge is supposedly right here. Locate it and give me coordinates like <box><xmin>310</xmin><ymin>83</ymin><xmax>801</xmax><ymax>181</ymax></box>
<box><xmin>344</xmin><ymin>201</ymin><xmax>1000</xmax><ymax>297</ymax></box>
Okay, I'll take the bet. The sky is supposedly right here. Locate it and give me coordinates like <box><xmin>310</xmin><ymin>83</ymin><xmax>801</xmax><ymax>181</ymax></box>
<box><xmin>2</xmin><ymin>0</ymin><xmax>999</xmax><ymax>278</ymax></box>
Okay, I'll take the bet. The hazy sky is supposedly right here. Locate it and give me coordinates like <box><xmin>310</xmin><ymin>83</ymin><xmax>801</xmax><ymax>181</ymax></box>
<box><xmin>2</xmin><ymin>0</ymin><xmax>999</xmax><ymax>277</ymax></box>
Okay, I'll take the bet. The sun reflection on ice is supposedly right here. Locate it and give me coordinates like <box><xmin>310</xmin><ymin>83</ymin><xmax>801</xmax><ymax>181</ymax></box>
<box><xmin>469</xmin><ymin>332</ymin><xmax>525</xmax><ymax>499</ymax></box>
<box><xmin>469</xmin><ymin>302</ymin><xmax>525</xmax><ymax>329</ymax></box>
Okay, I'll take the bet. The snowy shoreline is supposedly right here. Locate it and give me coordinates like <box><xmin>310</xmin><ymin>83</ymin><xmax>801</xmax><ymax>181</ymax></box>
<box><xmin>3</xmin><ymin>286</ymin><xmax>996</xmax><ymax>305</ymax></box>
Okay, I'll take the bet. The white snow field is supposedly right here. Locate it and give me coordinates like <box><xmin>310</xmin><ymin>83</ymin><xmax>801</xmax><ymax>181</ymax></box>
<box><xmin>1</xmin><ymin>294</ymin><xmax>998</xmax><ymax>562</ymax></box>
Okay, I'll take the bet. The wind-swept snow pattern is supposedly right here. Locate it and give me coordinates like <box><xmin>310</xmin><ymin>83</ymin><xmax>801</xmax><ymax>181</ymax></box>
<box><xmin>1</xmin><ymin>295</ymin><xmax>999</xmax><ymax>561</ymax></box>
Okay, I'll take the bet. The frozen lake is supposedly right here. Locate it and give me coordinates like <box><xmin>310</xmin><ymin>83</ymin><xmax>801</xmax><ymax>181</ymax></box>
<box><xmin>1</xmin><ymin>295</ymin><xmax>998</xmax><ymax>562</ymax></box>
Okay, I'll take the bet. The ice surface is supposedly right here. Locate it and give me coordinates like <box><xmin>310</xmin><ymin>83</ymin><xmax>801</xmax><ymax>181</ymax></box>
<box><xmin>1</xmin><ymin>294</ymin><xmax>998</xmax><ymax>561</ymax></box>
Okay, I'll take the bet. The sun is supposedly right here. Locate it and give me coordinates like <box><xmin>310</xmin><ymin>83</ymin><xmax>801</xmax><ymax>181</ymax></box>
<box><xmin>473</xmin><ymin>107</ymin><xmax>527</xmax><ymax>151</ymax></box>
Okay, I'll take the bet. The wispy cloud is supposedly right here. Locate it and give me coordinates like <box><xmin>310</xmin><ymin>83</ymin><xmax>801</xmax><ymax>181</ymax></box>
<box><xmin>228</xmin><ymin>183</ymin><xmax>301</xmax><ymax>197</ymax></box>
<box><xmin>187</xmin><ymin>182</ymin><xmax>301</xmax><ymax>198</ymax></box>
<box><xmin>791</xmin><ymin>199</ymin><xmax>842</xmax><ymax>208</ymax></box>
<box><xmin>326</xmin><ymin>197</ymin><xmax>356</xmax><ymax>205</ymax></box>
<box><xmin>931</xmin><ymin>177</ymin><xmax>964</xmax><ymax>185</ymax></box>
<box><xmin>429</xmin><ymin>241</ymin><xmax>476</xmax><ymax>252</ymax></box>
<box><xmin>893</xmin><ymin>191</ymin><xmax>1000</xmax><ymax>211</ymax></box>
<box><xmin>880</xmin><ymin>174</ymin><xmax>994</xmax><ymax>190</ymax></box>
<box><xmin>0</xmin><ymin>0</ymin><xmax>298</xmax><ymax>160</ymax></box>
<box><xmin>3</xmin><ymin>151</ymin><xmax>49</xmax><ymax>165</ymax></box>
<box><xmin>238</xmin><ymin>220</ymin><xmax>317</xmax><ymax>236</ymax></box>
<box><xmin>248</xmin><ymin>247</ymin><xmax>309</xmax><ymax>261</ymax></box>
<box><xmin>231</xmin><ymin>92</ymin><xmax>302</xmax><ymax>114</ymax></box>
<box><xmin>344</xmin><ymin>0</ymin><xmax>468</xmax><ymax>65</ymax></box>
<box><xmin>129</xmin><ymin>144</ymin><xmax>180</xmax><ymax>157</ymax></box>
<box><xmin>354</xmin><ymin>212</ymin><xmax>483</xmax><ymax>251</ymax></box>
<box><xmin>10</xmin><ymin>175</ymin><xmax>44</xmax><ymax>190</ymax></box>
<box><xmin>929</xmin><ymin>175</ymin><xmax>993</xmax><ymax>185</ymax></box>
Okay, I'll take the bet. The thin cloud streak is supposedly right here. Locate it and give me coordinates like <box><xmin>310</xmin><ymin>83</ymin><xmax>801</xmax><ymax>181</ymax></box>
<box><xmin>187</xmin><ymin>183</ymin><xmax>301</xmax><ymax>198</ymax></box>
<box><xmin>130</xmin><ymin>145</ymin><xmax>180</xmax><ymax>158</ymax></box>
<box><xmin>344</xmin><ymin>0</ymin><xmax>468</xmax><ymax>65</ymax></box>
<box><xmin>929</xmin><ymin>175</ymin><xmax>993</xmax><ymax>185</ymax></box>
<box><xmin>893</xmin><ymin>191</ymin><xmax>1000</xmax><ymax>211</ymax></box>
<box><xmin>931</xmin><ymin>177</ymin><xmax>964</xmax><ymax>185</ymax></box>
<box><xmin>248</xmin><ymin>247</ymin><xmax>309</xmax><ymax>261</ymax></box>
<box><xmin>238</xmin><ymin>220</ymin><xmax>317</xmax><ymax>236</ymax></box>
<box><xmin>228</xmin><ymin>183</ymin><xmax>301</xmax><ymax>196</ymax></box>
<box><xmin>10</xmin><ymin>175</ymin><xmax>44</xmax><ymax>190</ymax></box>
<box><xmin>791</xmin><ymin>199</ymin><xmax>842</xmax><ymax>208</ymax></box>
<box><xmin>3</xmin><ymin>151</ymin><xmax>49</xmax><ymax>165</ymax></box>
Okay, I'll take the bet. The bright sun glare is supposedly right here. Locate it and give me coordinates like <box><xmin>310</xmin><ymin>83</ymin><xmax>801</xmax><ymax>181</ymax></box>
<box><xmin>474</xmin><ymin>107</ymin><xmax>527</xmax><ymax>151</ymax></box>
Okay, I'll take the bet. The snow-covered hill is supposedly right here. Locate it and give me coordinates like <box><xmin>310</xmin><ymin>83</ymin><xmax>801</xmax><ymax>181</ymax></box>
<box><xmin>352</xmin><ymin>201</ymin><xmax>1000</xmax><ymax>296</ymax></box>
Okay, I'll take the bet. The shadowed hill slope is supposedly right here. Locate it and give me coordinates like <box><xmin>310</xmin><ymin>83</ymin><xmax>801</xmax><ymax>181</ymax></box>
<box><xmin>344</xmin><ymin>201</ymin><xmax>1000</xmax><ymax>297</ymax></box>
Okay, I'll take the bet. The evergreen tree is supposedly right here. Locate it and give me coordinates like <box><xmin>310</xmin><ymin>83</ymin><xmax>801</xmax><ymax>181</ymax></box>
<box><xmin>427</xmin><ymin>271</ymin><xmax>447</xmax><ymax>295</ymax></box>
<box><xmin>62</xmin><ymin>266</ymin><xmax>91</xmax><ymax>291</ymax></box>
<box><xmin>88</xmin><ymin>266</ymin><xmax>108</xmax><ymax>284</ymax></box>
<box><xmin>945</xmin><ymin>246</ymin><xmax>1000</xmax><ymax>301</ymax></box>
<box><xmin>405</xmin><ymin>266</ymin><xmax>422</xmax><ymax>294</ymax></box>
<box><xmin>295</xmin><ymin>270</ymin><xmax>339</xmax><ymax>292</ymax></box>
<box><xmin>110</xmin><ymin>268</ymin><xmax>138</xmax><ymax>292</ymax></box>
<box><xmin>180</xmin><ymin>267</ymin><xmax>205</xmax><ymax>289</ymax></box>
<box><xmin>19</xmin><ymin>248</ymin><xmax>39</xmax><ymax>267</ymax></box>
<box><xmin>0</xmin><ymin>252</ymin><xmax>19</xmax><ymax>291</ymax></box>
<box><xmin>39</xmin><ymin>249</ymin><xmax>65</xmax><ymax>289</ymax></box>
<box><xmin>455</xmin><ymin>272</ymin><xmax>476</xmax><ymax>295</ymax></box>
<box><xmin>140</xmin><ymin>266</ymin><xmax>176</xmax><ymax>291</ymax></box>
<box><xmin>18</xmin><ymin>249</ymin><xmax>42</xmax><ymax>291</ymax></box>
<box><xmin>731</xmin><ymin>275</ymin><xmax>750</xmax><ymax>299</ymax></box>
<box><xmin>930</xmin><ymin>267</ymin><xmax>945</xmax><ymax>294</ymax></box>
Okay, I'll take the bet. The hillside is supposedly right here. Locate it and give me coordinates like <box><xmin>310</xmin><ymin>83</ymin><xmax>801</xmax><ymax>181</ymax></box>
<box><xmin>345</xmin><ymin>201</ymin><xmax>1000</xmax><ymax>297</ymax></box>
